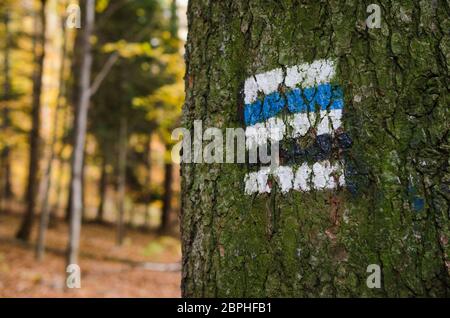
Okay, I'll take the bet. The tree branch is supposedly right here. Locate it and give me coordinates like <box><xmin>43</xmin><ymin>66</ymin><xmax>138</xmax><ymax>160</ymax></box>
<box><xmin>89</xmin><ymin>51</ymin><xmax>119</xmax><ymax>97</ymax></box>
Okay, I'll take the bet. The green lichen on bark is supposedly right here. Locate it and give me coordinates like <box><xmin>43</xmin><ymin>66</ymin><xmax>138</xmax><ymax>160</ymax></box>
<box><xmin>182</xmin><ymin>0</ymin><xmax>449</xmax><ymax>297</ymax></box>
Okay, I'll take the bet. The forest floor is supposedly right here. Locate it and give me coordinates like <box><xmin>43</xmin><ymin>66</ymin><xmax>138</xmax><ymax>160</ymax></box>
<box><xmin>0</xmin><ymin>210</ymin><xmax>181</xmax><ymax>298</ymax></box>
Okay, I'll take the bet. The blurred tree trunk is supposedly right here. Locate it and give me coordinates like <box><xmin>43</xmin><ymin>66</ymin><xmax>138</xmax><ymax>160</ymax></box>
<box><xmin>65</xmin><ymin>14</ymin><xmax>83</xmax><ymax>223</ymax></box>
<box><xmin>159</xmin><ymin>162</ymin><xmax>173</xmax><ymax>233</ymax></box>
<box><xmin>1</xmin><ymin>9</ymin><xmax>13</xmax><ymax>210</ymax></box>
<box><xmin>182</xmin><ymin>1</ymin><xmax>449</xmax><ymax>297</ymax></box>
<box><xmin>157</xmin><ymin>0</ymin><xmax>178</xmax><ymax>234</ymax></box>
<box><xmin>81</xmin><ymin>153</ymin><xmax>87</xmax><ymax>221</ymax></box>
<box><xmin>36</xmin><ymin>18</ymin><xmax>68</xmax><ymax>260</ymax></box>
<box><xmin>67</xmin><ymin>0</ymin><xmax>95</xmax><ymax>265</ymax></box>
<box><xmin>49</xmin><ymin>100</ymin><xmax>72</xmax><ymax>227</ymax></box>
<box><xmin>128</xmin><ymin>203</ymin><xmax>136</xmax><ymax>228</ymax></box>
<box><xmin>144</xmin><ymin>135</ymin><xmax>152</xmax><ymax>227</ymax></box>
<box><xmin>65</xmin><ymin>183</ymin><xmax>72</xmax><ymax>221</ymax></box>
<box><xmin>66</xmin><ymin>153</ymin><xmax>86</xmax><ymax>223</ymax></box>
<box><xmin>16</xmin><ymin>0</ymin><xmax>47</xmax><ymax>241</ymax></box>
<box><xmin>169</xmin><ymin>0</ymin><xmax>179</xmax><ymax>39</ymax></box>
<box><xmin>116</xmin><ymin>116</ymin><xmax>127</xmax><ymax>245</ymax></box>
<box><xmin>51</xmin><ymin>156</ymin><xmax>67</xmax><ymax>225</ymax></box>
<box><xmin>50</xmin><ymin>104</ymin><xmax>71</xmax><ymax>226</ymax></box>
<box><xmin>96</xmin><ymin>156</ymin><xmax>107</xmax><ymax>223</ymax></box>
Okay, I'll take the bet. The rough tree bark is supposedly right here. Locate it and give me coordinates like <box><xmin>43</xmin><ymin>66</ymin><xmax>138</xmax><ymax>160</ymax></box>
<box><xmin>16</xmin><ymin>0</ymin><xmax>47</xmax><ymax>241</ymax></box>
<box><xmin>67</xmin><ymin>0</ymin><xmax>95</xmax><ymax>265</ymax></box>
<box><xmin>182</xmin><ymin>1</ymin><xmax>449</xmax><ymax>297</ymax></box>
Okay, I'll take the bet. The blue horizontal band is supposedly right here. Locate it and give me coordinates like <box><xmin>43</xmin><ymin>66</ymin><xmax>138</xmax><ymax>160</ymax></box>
<box><xmin>244</xmin><ymin>83</ymin><xmax>344</xmax><ymax>126</ymax></box>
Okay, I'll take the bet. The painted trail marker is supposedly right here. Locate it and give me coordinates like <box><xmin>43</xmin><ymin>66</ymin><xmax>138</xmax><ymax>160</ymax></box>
<box><xmin>243</xmin><ymin>59</ymin><xmax>348</xmax><ymax>195</ymax></box>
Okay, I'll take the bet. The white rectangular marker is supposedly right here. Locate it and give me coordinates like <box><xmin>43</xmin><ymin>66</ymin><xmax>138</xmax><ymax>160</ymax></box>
<box><xmin>245</xmin><ymin>109</ymin><xmax>343</xmax><ymax>149</ymax></box>
<box><xmin>244</xmin><ymin>59</ymin><xmax>336</xmax><ymax>104</ymax></box>
<box><xmin>244</xmin><ymin>161</ymin><xmax>345</xmax><ymax>195</ymax></box>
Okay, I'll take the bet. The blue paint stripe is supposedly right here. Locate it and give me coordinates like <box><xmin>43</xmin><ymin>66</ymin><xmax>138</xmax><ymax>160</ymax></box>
<box><xmin>262</xmin><ymin>92</ymin><xmax>285</xmax><ymax>120</ymax></box>
<box><xmin>244</xmin><ymin>83</ymin><xmax>344</xmax><ymax>126</ymax></box>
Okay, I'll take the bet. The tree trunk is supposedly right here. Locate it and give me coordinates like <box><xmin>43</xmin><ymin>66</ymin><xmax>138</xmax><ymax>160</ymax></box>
<box><xmin>67</xmin><ymin>0</ymin><xmax>95</xmax><ymax>266</ymax></box>
<box><xmin>65</xmin><ymin>180</ymin><xmax>72</xmax><ymax>222</ymax></box>
<box><xmin>36</xmin><ymin>17</ymin><xmax>68</xmax><ymax>261</ymax></box>
<box><xmin>51</xmin><ymin>156</ymin><xmax>66</xmax><ymax>224</ymax></box>
<box><xmin>81</xmin><ymin>152</ymin><xmax>87</xmax><ymax>221</ymax></box>
<box><xmin>65</xmin><ymin>15</ymin><xmax>83</xmax><ymax>224</ymax></box>
<box><xmin>50</xmin><ymin>105</ymin><xmax>72</xmax><ymax>226</ymax></box>
<box><xmin>116</xmin><ymin>116</ymin><xmax>127</xmax><ymax>246</ymax></box>
<box><xmin>128</xmin><ymin>203</ymin><xmax>136</xmax><ymax>228</ymax></box>
<box><xmin>169</xmin><ymin>0</ymin><xmax>179</xmax><ymax>39</ymax></box>
<box><xmin>182</xmin><ymin>1</ymin><xmax>450</xmax><ymax>297</ymax></box>
<box><xmin>144</xmin><ymin>135</ymin><xmax>152</xmax><ymax>228</ymax></box>
<box><xmin>0</xmin><ymin>152</ymin><xmax>12</xmax><ymax>212</ymax></box>
<box><xmin>1</xmin><ymin>9</ymin><xmax>13</xmax><ymax>210</ymax></box>
<box><xmin>160</xmin><ymin>162</ymin><xmax>174</xmax><ymax>233</ymax></box>
<box><xmin>96</xmin><ymin>156</ymin><xmax>107</xmax><ymax>223</ymax></box>
<box><xmin>16</xmin><ymin>0</ymin><xmax>47</xmax><ymax>241</ymax></box>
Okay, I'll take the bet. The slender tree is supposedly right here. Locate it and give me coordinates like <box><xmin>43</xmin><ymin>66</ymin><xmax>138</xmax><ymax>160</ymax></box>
<box><xmin>16</xmin><ymin>0</ymin><xmax>47</xmax><ymax>241</ymax></box>
<box><xmin>50</xmin><ymin>89</ymin><xmax>72</xmax><ymax>225</ymax></box>
<box><xmin>65</xmin><ymin>21</ymin><xmax>83</xmax><ymax>223</ymax></box>
<box><xmin>143</xmin><ymin>135</ymin><xmax>152</xmax><ymax>228</ymax></box>
<box><xmin>36</xmin><ymin>16</ymin><xmax>69</xmax><ymax>260</ymax></box>
<box><xmin>182</xmin><ymin>1</ymin><xmax>450</xmax><ymax>297</ymax></box>
<box><xmin>159</xmin><ymin>161</ymin><xmax>173</xmax><ymax>233</ymax></box>
<box><xmin>67</xmin><ymin>0</ymin><xmax>95</xmax><ymax>265</ymax></box>
<box><xmin>169</xmin><ymin>0</ymin><xmax>179</xmax><ymax>39</ymax></box>
<box><xmin>95</xmin><ymin>156</ymin><xmax>107</xmax><ymax>223</ymax></box>
<box><xmin>0</xmin><ymin>8</ymin><xmax>14</xmax><ymax>211</ymax></box>
<box><xmin>158</xmin><ymin>0</ymin><xmax>179</xmax><ymax>233</ymax></box>
<box><xmin>116</xmin><ymin>116</ymin><xmax>127</xmax><ymax>245</ymax></box>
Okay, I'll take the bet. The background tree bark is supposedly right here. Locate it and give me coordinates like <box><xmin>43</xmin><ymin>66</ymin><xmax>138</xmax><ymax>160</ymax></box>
<box><xmin>36</xmin><ymin>17</ymin><xmax>68</xmax><ymax>261</ymax></box>
<box><xmin>65</xmin><ymin>10</ymin><xmax>83</xmax><ymax>223</ymax></box>
<box><xmin>16</xmin><ymin>0</ymin><xmax>47</xmax><ymax>241</ymax></box>
<box><xmin>116</xmin><ymin>116</ymin><xmax>128</xmax><ymax>246</ymax></box>
<box><xmin>182</xmin><ymin>0</ymin><xmax>450</xmax><ymax>297</ymax></box>
<box><xmin>67</xmin><ymin>0</ymin><xmax>95</xmax><ymax>265</ymax></box>
<box><xmin>144</xmin><ymin>134</ymin><xmax>152</xmax><ymax>228</ymax></box>
<box><xmin>160</xmin><ymin>162</ymin><xmax>174</xmax><ymax>233</ymax></box>
<box><xmin>1</xmin><ymin>9</ymin><xmax>13</xmax><ymax>210</ymax></box>
<box><xmin>96</xmin><ymin>156</ymin><xmax>107</xmax><ymax>223</ymax></box>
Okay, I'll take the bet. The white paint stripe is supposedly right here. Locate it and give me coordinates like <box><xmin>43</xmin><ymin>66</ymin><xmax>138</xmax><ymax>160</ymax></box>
<box><xmin>317</xmin><ymin>109</ymin><xmax>343</xmax><ymax>135</ymax></box>
<box><xmin>289</xmin><ymin>112</ymin><xmax>310</xmax><ymax>138</ymax></box>
<box><xmin>244</xmin><ymin>59</ymin><xmax>336</xmax><ymax>104</ymax></box>
<box><xmin>245</xmin><ymin>109</ymin><xmax>342</xmax><ymax>149</ymax></box>
<box><xmin>293</xmin><ymin>163</ymin><xmax>312</xmax><ymax>191</ymax></box>
<box><xmin>312</xmin><ymin>161</ymin><xmax>345</xmax><ymax>190</ymax></box>
<box><xmin>244</xmin><ymin>167</ymin><xmax>271</xmax><ymax>195</ymax></box>
<box><xmin>244</xmin><ymin>160</ymin><xmax>345</xmax><ymax>195</ymax></box>
<box><xmin>244</xmin><ymin>77</ymin><xmax>259</xmax><ymax>105</ymax></box>
<box><xmin>255</xmin><ymin>68</ymin><xmax>284</xmax><ymax>96</ymax></box>
<box><xmin>275</xmin><ymin>166</ymin><xmax>294</xmax><ymax>193</ymax></box>
<box><xmin>245</xmin><ymin>117</ymin><xmax>286</xmax><ymax>149</ymax></box>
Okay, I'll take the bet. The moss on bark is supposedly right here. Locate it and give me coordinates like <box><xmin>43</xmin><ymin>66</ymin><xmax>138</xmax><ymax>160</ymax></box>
<box><xmin>182</xmin><ymin>0</ymin><xmax>450</xmax><ymax>297</ymax></box>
